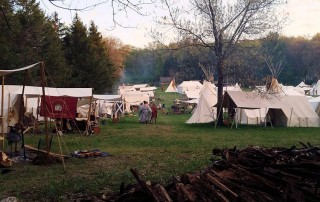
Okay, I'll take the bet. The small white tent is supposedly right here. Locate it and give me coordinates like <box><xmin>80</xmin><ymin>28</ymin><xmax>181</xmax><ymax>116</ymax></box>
<box><xmin>122</xmin><ymin>91</ymin><xmax>150</xmax><ymax>112</ymax></box>
<box><xmin>186</xmin><ymin>81</ymin><xmax>217</xmax><ymax>124</ymax></box>
<box><xmin>165</xmin><ymin>80</ymin><xmax>177</xmax><ymax>93</ymax></box>
<box><xmin>177</xmin><ymin>81</ymin><xmax>202</xmax><ymax>94</ymax></box>
<box><xmin>311</xmin><ymin>80</ymin><xmax>320</xmax><ymax>96</ymax></box>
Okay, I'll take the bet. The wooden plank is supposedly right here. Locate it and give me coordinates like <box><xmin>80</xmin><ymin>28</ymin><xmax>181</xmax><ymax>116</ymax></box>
<box><xmin>206</xmin><ymin>173</ymin><xmax>238</xmax><ymax>199</ymax></box>
<box><xmin>24</xmin><ymin>144</ymin><xmax>70</xmax><ymax>158</ymax></box>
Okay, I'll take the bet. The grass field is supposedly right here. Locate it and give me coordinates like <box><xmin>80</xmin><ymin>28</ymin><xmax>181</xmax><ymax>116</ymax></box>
<box><xmin>1</xmin><ymin>89</ymin><xmax>320</xmax><ymax>200</ymax></box>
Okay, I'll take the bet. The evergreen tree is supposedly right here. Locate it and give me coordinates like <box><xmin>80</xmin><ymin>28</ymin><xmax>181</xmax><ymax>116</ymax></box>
<box><xmin>0</xmin><ymin>0</ymin><xmax>17</xmax><ymax>69</ymax></box>
<box><xmin>0</xmin><ymin>0</ymin><xmax>69</xmax><ymax>86</ymax></box>
<box><xmin>64</xmin><ymin>14</ymin><xmax>90</xmax><ymax>87</ymax></box>
<box><xmin>88</xmin><ymin>21</ymin><xmax>115</xmax><ymax>93</ymax></box>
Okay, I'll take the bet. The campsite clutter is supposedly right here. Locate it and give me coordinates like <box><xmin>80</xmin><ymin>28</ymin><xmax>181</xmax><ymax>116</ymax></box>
<box><xmin>1</xmin><ymin>63</ymin><xmax>320</xmax><ymax>200</ymax></box>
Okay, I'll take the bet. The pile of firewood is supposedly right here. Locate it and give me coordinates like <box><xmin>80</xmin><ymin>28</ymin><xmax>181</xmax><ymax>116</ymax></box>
<box><xmin>106</xmin><ymin>142</ymin><xmax>320</xmax><ymax>202</ymax></box>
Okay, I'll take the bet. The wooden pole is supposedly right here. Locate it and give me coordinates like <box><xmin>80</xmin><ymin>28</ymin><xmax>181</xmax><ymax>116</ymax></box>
<box><xmin>40</xmin><ymin>62</ymin><xmax>49</xmax><ymax>153</ymax></box>
<box><xmin>19</xmin><ymin>70</ymin><xmax>28</xmax><ymax>124</ymax></box>
<box><xmin>1</xmin><ymin>76</ymin><xmax>4</xmax><ymax>149</ymax></box>
<box><xmin>85</xmin><ymin>96</ymin><xmax>93</xmax><ymax>135</ymax></box>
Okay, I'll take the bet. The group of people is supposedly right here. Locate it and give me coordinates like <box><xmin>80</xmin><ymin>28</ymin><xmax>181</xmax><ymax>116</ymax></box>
<box><xmin>138</xmin><ymin>101</ymin><xmax>158</xmax><ymax>124</ymax></box>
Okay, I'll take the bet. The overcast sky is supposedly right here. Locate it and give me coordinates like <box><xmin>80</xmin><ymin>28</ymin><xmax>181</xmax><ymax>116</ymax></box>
<box><xmin>39</xmin><ymin>0</ymin><xmax>320</xmax><ymax>48</ymax></box>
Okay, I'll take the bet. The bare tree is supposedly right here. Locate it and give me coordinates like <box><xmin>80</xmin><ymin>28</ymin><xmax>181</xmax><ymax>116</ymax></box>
<box><xmin>43</xmin><ymin>0</ymin><xmax>156</xmax><ymax>28</ymax></box>
<box><xmin>156</xmin><ymin>0</ymin><xmax>286</xmax><ymax>125</ymax></box>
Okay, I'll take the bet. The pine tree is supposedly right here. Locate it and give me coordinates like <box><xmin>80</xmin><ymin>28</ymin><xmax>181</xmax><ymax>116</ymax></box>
<box><xmin>63</xmin><ymin>14</ymin><xmax>90</xmax><ymax>87</ymax></box>
<box><xmin>88</xmin><ymin>21</ymin><xmax>115</xmax><ymax>93</ymax></box>
<box><xmin>1</xmin><ymin>0</ymin><xmax>69</xmax><ymax>86</ymax></box>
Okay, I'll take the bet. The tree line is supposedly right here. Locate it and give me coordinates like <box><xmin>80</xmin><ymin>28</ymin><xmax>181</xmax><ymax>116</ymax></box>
<box><xmin>0</xmin><ymin>0</ymin><xmax>130</xmax><ymax>94</ymax></box>
<box><xmin>124</xmin><ymin>32</ymin><xmax>320</xmax><ymax>87</ymax></box>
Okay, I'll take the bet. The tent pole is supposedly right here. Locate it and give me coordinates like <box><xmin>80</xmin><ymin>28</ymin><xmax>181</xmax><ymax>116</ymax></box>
<box><xmin>1</xmin><ymin>76</ymin><xmax>4</xmax><ymax>149</ymax></box>
<box><xmin>86</xmin><ymin>96</ymin><xmax>93</xmax><ymax>135</ymax></box>
<box><xmin>7</xmin><ymin>92</ymin><xmax>10</xmax><ymax>132</ymax></box>
<box><xmin>40</xmin><ymin>62</ymin><xmax>49</xmax><ymax>153</ymax></box>
<box><xmin>19</xmin><ymin>70</ymin><xmax>28</xmax><ymax>124</ymax></box>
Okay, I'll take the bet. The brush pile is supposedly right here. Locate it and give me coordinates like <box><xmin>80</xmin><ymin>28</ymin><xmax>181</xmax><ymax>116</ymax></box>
<box><xmin>106</xmin><ymin>142</ymin><xmax>320</xmax><ymax>202</ymax></box>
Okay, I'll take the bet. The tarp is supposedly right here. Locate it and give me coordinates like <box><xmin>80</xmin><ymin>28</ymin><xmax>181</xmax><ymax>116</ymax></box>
<box><xmin>40</xmin><ymin>96</ymin><xmax>78</xmax><ymax>119</ymax></box>
<box><xmin>186</xmin><ymin>81</ymin><xmax>217</xmax><ymax>124</ymax></box>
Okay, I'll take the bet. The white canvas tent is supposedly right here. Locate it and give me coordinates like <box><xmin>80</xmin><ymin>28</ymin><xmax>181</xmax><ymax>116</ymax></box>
<box><xmin>0</xmin><ymin>85</ymin><xmax>24</xmax><ymax>134</ymax></box>
<box><xmin>0</xmin><ymin>63</ymin><xmax>41</xmax><ymax>149</ymax></box>
<box><xmin>10</xmin><ymin>86</ymin><xmax>93</xmax><ymax>118</ymax></box>
<box><xmin>223</xmin><ymin>83</ymin><xmax>242</xmax><ymax>93</ymax></box>
<box><xmin>235</xmin><ymin>108</ymin><xmax>268</xmax><ymax>125</ymax></box>
<box><xmin>184</xmin><ymin>90</ymin><xmax>201</xmax><ymax>99</ymax></box>
<box><xmin>311</xmin><ymin>80</ymin><xmax>320</xmax><ymax>96</ymax></box>
<box><xmin>93</xmin><ymin>94</ymin><xmax>122</xmax><ymax>118</ymax></box>
<box><xmin>122</xmin><ymin>91</ymin><xmax>151</xmax><ymax>112</ymax></box>
<box><xmin>165</xmin><ymin>80</ymin><xmax>177</xmax><ymax>93</ymax></box>
<box><xmin>177</xmin><ymin>81</ymin><xmax>202</xmax><ymax>94</ymax></box>
<box><xmin>223</xmin><ymin>91</ymin><xmax>319</xmax><ymax>127</ymax></box>
<box><xmin>186</xmin><ymin>81</ymin><xmax>217</xmax><ymax>124</ymax></box>
<box><xmin>309</xmin><ymin>96</ymin><xmax>320</xmax><ymax>116</ymax></box>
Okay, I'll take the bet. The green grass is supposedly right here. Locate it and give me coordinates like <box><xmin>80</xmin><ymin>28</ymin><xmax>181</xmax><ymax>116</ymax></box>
<box><xmin>1</xmin><ymin>90</ymin><xmax>320</xmax><ymax>200</ymax></box>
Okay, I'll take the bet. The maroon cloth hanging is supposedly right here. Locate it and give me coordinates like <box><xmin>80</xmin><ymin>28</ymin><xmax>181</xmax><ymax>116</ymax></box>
<box><xmin>40</xmin><ymin>96</ymin><xmax>78</xmax><ymax>119</ymax></box>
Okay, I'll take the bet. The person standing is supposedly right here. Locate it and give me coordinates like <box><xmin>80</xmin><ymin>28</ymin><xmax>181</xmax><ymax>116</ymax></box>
<box><xmin>139</xmin><ymin>101</ymin><xmax>151</xmax><ymax>124</ymax></box>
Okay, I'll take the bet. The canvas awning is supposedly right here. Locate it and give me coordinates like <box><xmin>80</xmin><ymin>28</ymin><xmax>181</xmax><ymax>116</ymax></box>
<box><xmin>93</xmin><ymin>94</ymin><xmax>121</xmax><ymax>101</ymax></box>
<box><xmin>11</xmin><ymin>86</ymin><xmax>92</xmax><ymax>98</ymax></box>
<box><xmin>221</xmin><ymin>91</ymin><xmax>271</xmax><ymax>109</ymax></box>
<box><xmin>0</xmin><ymin>63</ymin><xmax>40</xmax><ymax>76</ymax></box>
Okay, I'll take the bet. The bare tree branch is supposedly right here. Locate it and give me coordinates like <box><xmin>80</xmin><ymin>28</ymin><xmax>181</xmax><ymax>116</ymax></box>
<box><xmin>44</xmin><ymin>0</ymin><xmax>156</xmax><ymax>29</ymax></box>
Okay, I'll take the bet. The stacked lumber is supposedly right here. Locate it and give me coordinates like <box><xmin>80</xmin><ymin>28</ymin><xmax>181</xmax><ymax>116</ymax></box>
<box><xmin>0</xmin><ymin>151</ymin><xmax>12</xmax><ymax>167</ymax></box>
<box><xmin>106</xmin><ymin>143</ymin><xmax>320</xmax><ymax>201</ymax></box>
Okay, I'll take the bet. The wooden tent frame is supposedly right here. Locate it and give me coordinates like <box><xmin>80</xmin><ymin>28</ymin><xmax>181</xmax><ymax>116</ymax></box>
<box><xmin>0</xmin><ymin>62</ymin><xmax>50</xmax><ymax>152</ymax></box>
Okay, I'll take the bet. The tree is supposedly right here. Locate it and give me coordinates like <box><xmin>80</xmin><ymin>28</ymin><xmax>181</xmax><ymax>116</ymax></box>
<box><xmin>43</xmin><ymin>0</ymin><xmax>156</xmax><ymax>28</ymax></box>
<box><xmin>156</xmin><ymin>0</ymin><xmax>286</xmax><ymax>125</ymax></box>
<box><xmin>64</xmin><ymin>14</ymin><xmax>90</xmax><ymax>87</ymax></box>
<box><xmin>103</xmin><ymin>37</ymin><xmax>131</xmax><ymax>83</ymax></box>
<box><xmin>88</xmin><ymin>21</ymin><xmax>116</xmax><ymax>93</ymax></box>
<box><xmin>64</xmin><ymin>16</ymin><xmax>116</xmax><ymax>93</ymax></box>
<box><xmin>0</xmin><ymin>0</ymin><xmax>69</xmax><ymax>86</ymax></box>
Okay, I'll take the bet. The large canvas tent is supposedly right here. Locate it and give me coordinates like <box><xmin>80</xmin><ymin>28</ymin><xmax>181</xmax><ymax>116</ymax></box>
<box><xmin>0</xmin><ymin>63</ymin><xmax>42</xmax><ymax>149</ymax></box>
<box><xmin>186</xmin><ymin>81</ymin><xmax>217</xmax><ymax>124</ymax></box>
<box><xmin>222</xmin><ymin>91</ymin><xmax>319</xmax><ymax>127</ymax></box>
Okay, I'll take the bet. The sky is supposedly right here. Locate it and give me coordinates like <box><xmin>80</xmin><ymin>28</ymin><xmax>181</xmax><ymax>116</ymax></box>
<box><xmin>38</xmin><ymin>0</ymin><xmax>320</xmax><ymax>48</ymax></box>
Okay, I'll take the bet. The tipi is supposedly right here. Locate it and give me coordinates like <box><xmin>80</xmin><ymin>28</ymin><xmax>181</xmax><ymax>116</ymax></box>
<box><xmin>186</xmin><ymin>81</ymin><xmax>217</xmax><ymax>124</ymax></box>
<box><xmin>165</xmin><ymin>80</ymin><xmax>177</xmax><ymax>93</ymax></box>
